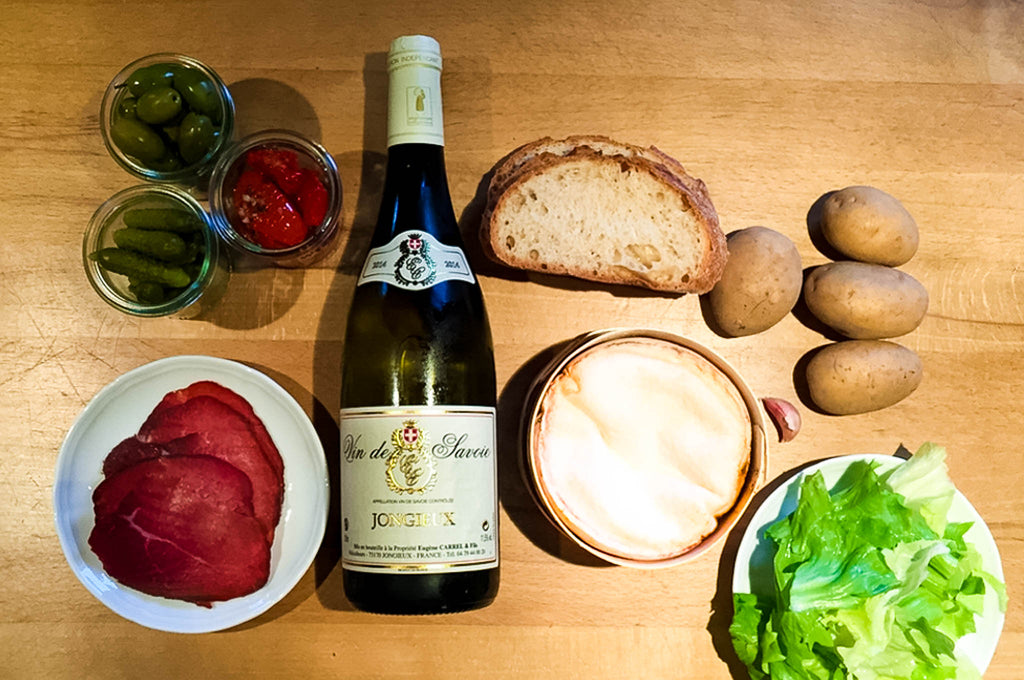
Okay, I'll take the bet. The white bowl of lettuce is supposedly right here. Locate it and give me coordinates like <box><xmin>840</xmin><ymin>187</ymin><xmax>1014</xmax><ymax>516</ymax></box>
<box><xmin>731</xmin><ymin>443</ymin><xmax>1007</xmax><ymax>680</ymax></box>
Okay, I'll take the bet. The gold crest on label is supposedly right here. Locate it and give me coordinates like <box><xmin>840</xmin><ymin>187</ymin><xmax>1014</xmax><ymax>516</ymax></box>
<box><xmin>385</xmin><ymin>420</ymin><xmax>438</xmax><ymax>494</ymax></box>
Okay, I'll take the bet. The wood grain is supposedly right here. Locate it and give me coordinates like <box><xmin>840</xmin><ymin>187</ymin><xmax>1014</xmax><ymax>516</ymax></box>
<box><xmin>1</xmin><ymin>0</ymin><xmax>1022</xmax><ymax>677</ymax></box>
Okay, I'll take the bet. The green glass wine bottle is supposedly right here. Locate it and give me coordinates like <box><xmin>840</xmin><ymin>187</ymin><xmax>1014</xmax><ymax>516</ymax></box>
<box><xmin>339</xmin><ymin>34</ymin><xmax>499</xmax><ymax>614</ymax></box>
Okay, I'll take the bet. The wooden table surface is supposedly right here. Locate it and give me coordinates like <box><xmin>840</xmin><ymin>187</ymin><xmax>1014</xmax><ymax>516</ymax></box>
<box><xmin>2</xmin><ymin>0</ymin><xmax>1022</xmax><ymax>677</ymax></box>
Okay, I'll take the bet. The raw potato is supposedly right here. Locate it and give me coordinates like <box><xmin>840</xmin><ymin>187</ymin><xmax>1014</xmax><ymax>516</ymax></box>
<box><xmin>805</xmin><ymin>340</ymin><xmax>923</xmax><ymax>415</ymax></box>
<box><xmin>821</xmin><ymin>186</ymin><xmax>919</xmax><ymax>266</ymax></box>
<box><xmin>803</xmin><ymin>261</ymin><xmax>928</xmax><ymax>339</ymax></box>
<box><xmin>707</xmin><ymin>227</ymin><xmax>802</xmax><ymax>336</ymax></box>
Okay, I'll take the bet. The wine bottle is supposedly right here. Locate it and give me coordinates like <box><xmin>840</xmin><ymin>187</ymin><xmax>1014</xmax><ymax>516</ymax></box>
<box><xmin>339</xmin><ymin>35</ymin><xmax>499</xmax><ymax>614</ymax></box>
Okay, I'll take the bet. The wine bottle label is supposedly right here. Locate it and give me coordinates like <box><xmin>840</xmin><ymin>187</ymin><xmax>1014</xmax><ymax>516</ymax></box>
<box><xmin>339</xmin><ymin>405</ymin><xmax>499</xmax><ymax>573</ymax></box>
<box><xmin>387</xmin><ymin>36</ymin><xmax>444</xmax><ymax>146</ymax></box>
<box><xmin>356</xmin><ymin>231</ymin><xmax>475</xmax><ymax>289</ymax></box>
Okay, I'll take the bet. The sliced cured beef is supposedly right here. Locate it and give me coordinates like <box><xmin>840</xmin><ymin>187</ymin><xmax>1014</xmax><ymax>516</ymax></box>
<box><xmin>152</xmin><ymin>381</ymin><xmax>285</xmax><ymax>481</ymax></box>
<box><xmin>102</xmin><ymin>433</ymin><xmax>204</xmax><ymax>478</ymax></box>
<box><xmin>138</xmin><ymin>395</ymin><xmax>283</xmax><ymax>542</ymax></box>
<box><xmin>89</xmin><ymin>455</ymin><xmax>270</xmax><ymax>607</ymax></box>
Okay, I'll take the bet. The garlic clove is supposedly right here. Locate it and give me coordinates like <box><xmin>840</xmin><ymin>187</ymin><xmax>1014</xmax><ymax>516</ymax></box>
<box><xmin>762</xmin><ymin>397</ymin><xmax>801</xmax><ymax>443</ymax></box>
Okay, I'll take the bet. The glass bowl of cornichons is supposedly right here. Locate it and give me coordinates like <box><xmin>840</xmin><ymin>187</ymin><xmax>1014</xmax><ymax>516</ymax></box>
<box><xmin>100</xmin><ymin>53</ymin><xmax>235</xmax><ymax>186</ymax></box>
<box><xmin>84</xmin><ymin>184</ymin><xmax>230</xmax><ymax>318</ymax></box>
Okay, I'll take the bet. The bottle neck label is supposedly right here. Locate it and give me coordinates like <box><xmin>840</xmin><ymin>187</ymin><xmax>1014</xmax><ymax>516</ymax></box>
<box><xmin>387</xmin><ymin>51</ymin><xmax>444</xmax><ymax>146</ymax></box>
<box><xmin>357</xmin><ymin>231</ymin><xmax>475</xmax><ymax>289</ymax></box>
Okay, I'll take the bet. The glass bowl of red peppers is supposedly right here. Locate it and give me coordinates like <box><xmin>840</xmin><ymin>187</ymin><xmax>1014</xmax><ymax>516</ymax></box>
<box><xmin>208</xmin><ymin>130</ymin><xmax>341</xmax><ymax>267</ymax></box>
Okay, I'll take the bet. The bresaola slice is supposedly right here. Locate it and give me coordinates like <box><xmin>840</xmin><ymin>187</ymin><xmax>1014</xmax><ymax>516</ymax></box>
<box><xmin>89</xmin><ymin>456</ymin><xmax>270</xmax><ymax>608</ymax></box>
<box><xmin>88</xmin><ymin>380</ymin><xmax>285</xmax><ymax>608</ymax></box>
<box><xmin>152</xmin><ymin>380</ymin><xmax>284</xmax><ymax>479</ymax></box>
<box><xmin>138</xmin><ymin>395</ymin><xmax>283</xmax><ymax>542</ymax></box>
<box><xmin>102</xmin><ymin>433</ymin><xmax>204</xmax><ymax>477</ymax></box>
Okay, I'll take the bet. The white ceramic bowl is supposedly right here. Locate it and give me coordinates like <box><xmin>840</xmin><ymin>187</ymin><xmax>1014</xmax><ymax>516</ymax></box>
<box><xmin>53</xmin><ymin>355</ymin><xmax>328</xmax><ymax>633</ymax></box>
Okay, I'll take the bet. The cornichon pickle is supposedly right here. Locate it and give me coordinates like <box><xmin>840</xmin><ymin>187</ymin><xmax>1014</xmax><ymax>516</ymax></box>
<box><xmin>128</xmin><ymin>280</ymin><xmax>167</xmax><ymax>304</ymax></box>
<box><xmin>179</xmin><ymin>241</ymin><xmax>201</xmax><ymax>264</ymax></box>
<box><xmin>136</xmin><ymin>86</ymin><xmax>183</xmax><ymax>125</ymax></box>
<box><xmin>183</xmin><ymin>261</ymin><xmax>203</xmax><ymax>282</ymax></box>
<box><xmin>126</xmin><ymin>64</ymin><xmax>175</xmax><ymax>97</ymax></box>
<box><xmin>174</xmin><ymin>67</ymin><xmax>220</xmax><ymax>118</ymax></box>
<box><xmin>90</xmin><ymin>248</ymin><xmax>192</xmax><ymax>288</ymax></box>
<box><xmin>155</xmin><ymin>240</ymin><xmax>199</xmax><ymax>266</ymax></box>
<box><xmin>122</xmin><ymin>208</ymin><xmax>201</xmax><ymax>232</ymax></box>
<box><xmin>109</xmin><ymin>117</ymin><xmax>166</xmax><ymax>161</ymax></box>
<box><xmin>177</xmin><ymin>112</ymin><xmax>215</xmax><ymax>164</ymax></box>
<box><xmin>113</xmin><ymin>228</ymin><xmax>188</xmax><ymax>262</ymax></box>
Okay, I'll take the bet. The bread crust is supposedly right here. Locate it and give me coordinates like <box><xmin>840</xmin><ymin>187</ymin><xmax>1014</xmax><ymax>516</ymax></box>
<box><xmin>486</xmin><ymin>135</ymin><xmax>710</xmax><ymax>206</ymax></box>
<box><xmin>481</xmin><ymin>138</ymin><xmax>727</xmax><ymax>294</ymax></box>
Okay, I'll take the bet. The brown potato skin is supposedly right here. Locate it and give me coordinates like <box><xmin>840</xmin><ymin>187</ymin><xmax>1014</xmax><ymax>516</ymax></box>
<box><xmin>803</xmin><ymin>262</ymin><xmax>928</xmax><ymax>339</ymax></box>
<box><xmin>707</xmin><ymin>227</ymin><xmax>802</xmax><ymax>337</ymax></box>
<box><xmin>821</xmin><ymin>186</ymin><xmax>919</xmax><ymax>266</ymax></box>
<box><xmin>806</xmin><ymin>340</ymin><xmax>923</xmax><ymax>415</ymax></box>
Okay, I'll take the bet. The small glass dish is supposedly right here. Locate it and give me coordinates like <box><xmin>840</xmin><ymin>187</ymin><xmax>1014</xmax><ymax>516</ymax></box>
<box><xmin>83</xmin><ymin>184</ymin><xmax>229</xmax><ymax>318</ymax></box>
<box><xmin>100</xmin><ymin>53</ymin><xmax>235</xmax><ymax>185</ymax></box>
<box><xmin>208</xmin><ymin>129</ymin><xmax>342</xmax><ymax>267</ymax></box>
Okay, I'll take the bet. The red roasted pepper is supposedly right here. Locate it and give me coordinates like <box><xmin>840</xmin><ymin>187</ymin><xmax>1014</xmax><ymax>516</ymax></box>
<box><xmin>294</xmin><ymin>168</ymin><xmax>328</xmax><ymax>228</ymax></box>
<box><xmin>230</xmin><ymin>146</ymin><xmax>330</xmax><ymax>249</ymax></box>
<box><xmin>232</xmin><ymin>169</ymin><xmax>308</xmax><ymax>249</ymax></box>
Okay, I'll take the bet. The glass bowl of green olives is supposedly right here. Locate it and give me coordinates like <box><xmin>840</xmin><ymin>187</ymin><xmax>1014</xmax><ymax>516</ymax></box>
<box><xmin>100</xmin><ymin>53</ymin><xmax>235</xmax><ymax>186</ymax></box>
<box><xmin>84</xmin><ymin>184</ymin><xmax>230</xmax><ymax>318</ymax></box>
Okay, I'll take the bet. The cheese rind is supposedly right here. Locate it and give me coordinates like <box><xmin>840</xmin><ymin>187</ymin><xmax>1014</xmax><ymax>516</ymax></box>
<box><xmin>534</xmin><ymin>338</ymin><xmax>751</xmax><ymax>561</ymax></box>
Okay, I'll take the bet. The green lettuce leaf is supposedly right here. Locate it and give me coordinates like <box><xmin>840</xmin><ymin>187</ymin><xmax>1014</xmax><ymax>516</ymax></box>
<box><xmin>880</xmin><ymin>442</ymin><xmax>955</xmax><ymax>535</ymax></box>
<box><xmin>730</xmin><ymin>443</ymin><xmax>1005</xmax><ymax>680</ymax></box>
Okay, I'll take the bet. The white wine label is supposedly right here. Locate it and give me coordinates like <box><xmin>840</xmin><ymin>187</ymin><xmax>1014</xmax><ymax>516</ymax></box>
<box><xmin>340</xmin><ymin>405</ymin><xmax>499</xmax><ymax>573</ymax></box>
<box><xmin>356</xmin><ymin>231</ymin><xmax>475</xmax><ymax>289</ymax></box>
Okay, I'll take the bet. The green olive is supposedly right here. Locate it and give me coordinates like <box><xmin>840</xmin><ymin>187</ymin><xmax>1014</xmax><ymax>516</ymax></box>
<box><xmin>116</xmin><ymin>96</ymin><xmax>138</xmax><ymax>119</ymax></box>
<box><xmin>136</xmin><ymin>87</ymin><xmax>183</xmax><ymax>125</ymax></box>
<box><xmin>126</xmin><ymin>64</ymin><xmax>175</xmax><ymax>97</ymax></box>
<box><xmin>177</xmin><ymin>112</ymin><xmax>216</xmax><ymax>164</ymax></box>
<box><xmin>147</xmin><ymin>152</ymin><xmax>185</xmax><ymax>172</ymax></box>
<box><xmin>109</xmin><ymin>117</ymin><xmax>166</xmax><ymax>161</ymax></box>
<box><xmin>165</xmin><ymin>64</ymin><xmax>188</xmax><ymax>82</ymax></box>
<box><xmin>174</xmin><ymin>68</ymin><xmax>221</xmax><ymax>119</ymax></box>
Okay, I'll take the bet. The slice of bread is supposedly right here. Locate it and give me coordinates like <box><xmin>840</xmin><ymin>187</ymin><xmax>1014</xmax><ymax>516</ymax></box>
<box><xmin>481</xmin><ymin>138</ymin><xmax>727</xmax><ymax>294</ymax></box>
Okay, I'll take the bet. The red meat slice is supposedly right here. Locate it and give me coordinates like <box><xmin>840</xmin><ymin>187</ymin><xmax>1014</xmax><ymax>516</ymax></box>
<box><xmin>89</xmin><ymin>455</ymin><xmax>271</xmax><ymax>607</ymax></box>
<box><xmin>152</xmin><ymin>381</ymin><xmax>284</xmax><ymax>481</ymax></box>
<box><xmin>102</xmin><ymin>433</ymin><xmax>204</xmax><ymax>478</ymax></box>
<box><xmin>138</xmin><ymin>395</ymin><xmax>283</xmax><ymax>543</ymax></box>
